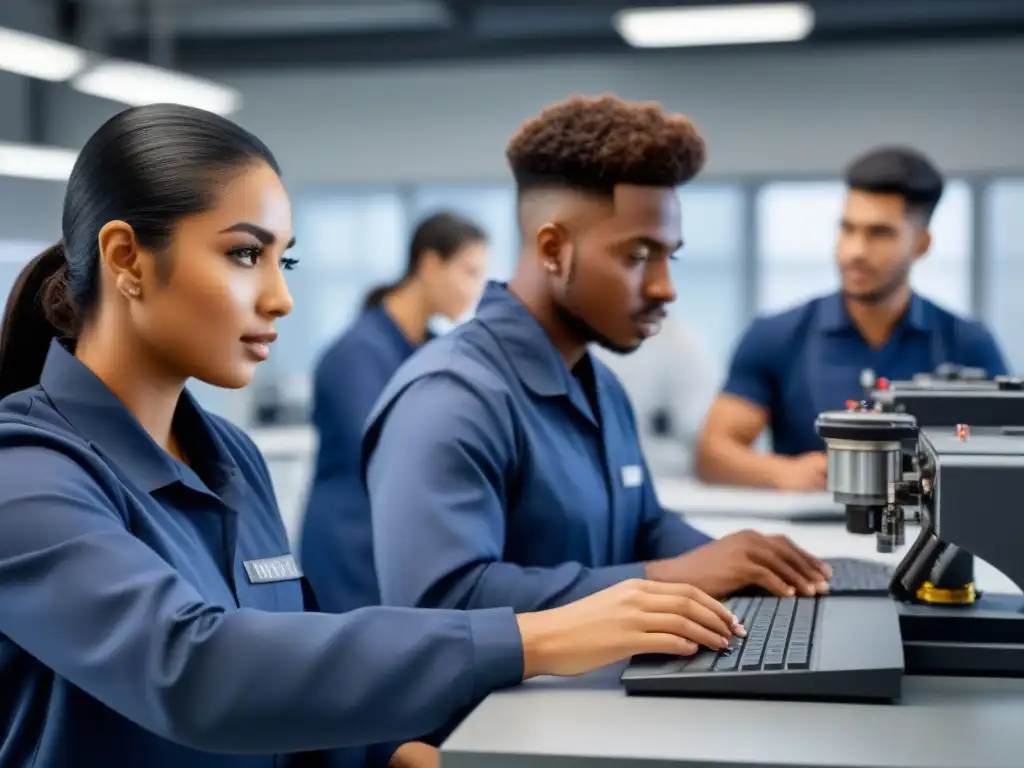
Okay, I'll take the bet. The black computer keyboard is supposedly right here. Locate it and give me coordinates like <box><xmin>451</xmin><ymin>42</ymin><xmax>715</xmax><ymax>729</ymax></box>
<box><xmin>707</xmin><ymin>595</ymin><xmax>814</xmax><ymax>673</ymax></box>
<box><xmin>731</xmin><ymin>558</ymin><xmax>894</xmax><ymax>598</ymax></box>
<box><xmin>621</xmin><ymin>595</ymin><xmax>905</xmax><ymax>702</ymax></box>
<box><xmin>622</xmin><ymin>596</ymin><xmax>815</xmax><ymax>679</ymax></box>
<box><xmin>825</xmin><ymin>557</ymin><xmax>894</xmax><ymax>595</ymax></box>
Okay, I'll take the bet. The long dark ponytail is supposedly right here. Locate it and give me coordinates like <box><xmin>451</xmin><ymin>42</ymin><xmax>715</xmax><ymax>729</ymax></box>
<box><xmin>0</xmin><ymin>243</ymin><xmax>75</xmax><ymax>399</ymax></box>
<box><xmin>0</xmin><ymin>103</ymin><xmax>279</xmax><ymax>401</ymax></box>
<box><xmin>362</xmin><ymin>211</ymin><xmax>486</xmax><ymax>309</ymax></box>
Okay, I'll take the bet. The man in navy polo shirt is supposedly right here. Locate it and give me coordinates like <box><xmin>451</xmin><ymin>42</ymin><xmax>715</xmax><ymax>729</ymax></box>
<box><xmin>697</xmin><ymin>147</ymin><xmax>1008</xmax><ymax>490</ymax></box>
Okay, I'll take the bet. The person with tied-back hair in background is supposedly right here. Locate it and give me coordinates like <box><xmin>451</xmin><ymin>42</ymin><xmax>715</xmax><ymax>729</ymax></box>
<box><xmin>363</xmin><ymin>94</ymin><xmax>833</xmax><ymax>641</ymax></box>
<box><xmin>302</xmin><ymin>212</ymin><xmax>488</xmax><ymax>617</ymax></box>
<box><xmin>0</xmin><ymin>103</ymin><xmax>748</xmax><ymax>768</ymax></box>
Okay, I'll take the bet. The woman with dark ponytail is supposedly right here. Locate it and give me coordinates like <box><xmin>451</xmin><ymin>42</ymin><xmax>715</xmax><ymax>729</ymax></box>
<box><xmin>300</xmin><ymin>212</ymin><xmax>488</xmax><ymax>616</ymax></box>
<box><xmin>0</xmin><ymin>104</ymin><xmax>741</xmax><ymax>768</ymax></box>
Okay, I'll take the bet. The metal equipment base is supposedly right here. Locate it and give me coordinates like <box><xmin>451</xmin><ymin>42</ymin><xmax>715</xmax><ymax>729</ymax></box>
<box><xmin>899</xmin><ymin>594</ymin><xmax>1024</xmax><ymax>677</ymax></box>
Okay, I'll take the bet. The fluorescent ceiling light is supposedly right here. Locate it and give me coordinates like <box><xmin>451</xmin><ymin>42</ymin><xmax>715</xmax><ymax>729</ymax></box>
<box><xmin>175</xmin><ymin>0</ymin><xmax>451</xmax><ymax>36</ymax></box>
<box><xmin>0</xmin><ymin>142</ymin><xmax>78</xmax><ymax>181</ymax></box>
<box><xmin>73</xmin><ymin>60</ymin><xmax>241</xmax><ymax>115</ymax></box>
<box><xmin>0</xmin><ymin>26</ymin><xmax>88</xmax><ymax>81</ymax></box>
<box><xmin>614</xmin><ymin>2</ymin><xmax>815</xmax><ymax>48</ymax></box>
<box><xmin>0</xmin><ymin>26</ymin><xmax>239</xmax><ymax>114</ymax></box>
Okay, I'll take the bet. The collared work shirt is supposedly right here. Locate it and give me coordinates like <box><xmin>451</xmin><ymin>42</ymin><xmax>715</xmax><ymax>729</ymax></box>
<box><xmin>0</xmin><ymin>341</ymin><xmax>523</xmax><ymax>768</ymax></box>
<box><xmin>363</xmin><ymin>282</ymin><xmax>712</xmax><ymax>614</ymax></box>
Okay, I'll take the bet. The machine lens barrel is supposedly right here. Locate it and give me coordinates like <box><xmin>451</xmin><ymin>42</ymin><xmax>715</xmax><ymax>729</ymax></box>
<box><xmin>824</xmin><ymin>439</ymin><xmax>903</xmax><ymax>506</ymax></box>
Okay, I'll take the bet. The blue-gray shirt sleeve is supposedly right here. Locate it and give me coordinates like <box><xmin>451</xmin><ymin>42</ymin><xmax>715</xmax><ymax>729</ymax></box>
<box><xmin>0</xmin><ymin>427</ymin><xmax>524</xmax><ymax>755</ymax></box>
<box><xmin>367</xmin><ymin>374</ymin><xmax>644</xmax><ymax>613</ymax></box>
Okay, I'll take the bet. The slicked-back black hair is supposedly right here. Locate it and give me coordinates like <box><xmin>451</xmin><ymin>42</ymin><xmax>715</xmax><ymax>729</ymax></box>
<box><xmin>0</xmin><ymin>103</ymin><xmax>279</xmax><ymax>399</ymax></box>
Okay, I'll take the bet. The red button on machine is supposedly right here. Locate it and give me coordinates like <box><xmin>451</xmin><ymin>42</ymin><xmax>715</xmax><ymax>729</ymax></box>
<box><xmin>876</xmin><ymin>377</ymin><xmax>889</xmax><ymax>390</ymax></box>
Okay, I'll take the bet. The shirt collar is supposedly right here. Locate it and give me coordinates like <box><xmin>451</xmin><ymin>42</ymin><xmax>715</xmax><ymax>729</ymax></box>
<box><xmin>817</xmin><ymin>291</ymin><xmax>929</xmax><ymax>334</ymax></box>
<box><xmin>473</xmin><ymin>281</ymin><xmax>578</xmax><ymax>397</ymax></box>
<box><xmin>39</xmin><ymin>340</ymin><xmax>237</xmax><ymax>495</ymax></box>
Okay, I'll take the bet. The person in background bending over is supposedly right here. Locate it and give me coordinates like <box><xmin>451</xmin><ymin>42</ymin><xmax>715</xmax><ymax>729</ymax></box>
<box><xmin>697</xmin><ymin>146</ymin><xmax>1008</xmax><ymax>491</ymax></box>
<box><xmin>0</xmin><ymin>103</ymin><xmax>744</xmax><ymax>768</ymax></box>
<box><xmin>364</xmin><ymin>94</ymin><xmax>833</xmax><ymax>622</ymax></box>
<box><xmin>301</xmin><ymin>212</ymin><xmax>487</xmax><ymax>615</ymax></box>
<box><xmin>593</xmin><ymin>315</ymin><xmax>719</xmax><ymax>477</ymax></box>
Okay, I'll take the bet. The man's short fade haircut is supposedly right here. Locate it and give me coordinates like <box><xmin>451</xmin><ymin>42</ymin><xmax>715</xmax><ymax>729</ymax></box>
<box><xmin>845</xmin><ymin>146</ymin><xmax>945</xmax><ymax>224</ymax></box>
<box><xmin>505</xmin><ymin>93</ymin><xmax>707</xmax><ymax>197</ymax></box>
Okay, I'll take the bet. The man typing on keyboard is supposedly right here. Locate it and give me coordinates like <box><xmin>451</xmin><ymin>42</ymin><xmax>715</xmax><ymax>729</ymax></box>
<box><xmin>362</xmin><ymin>95</ymin><xmax>834</xmax><ymax>618</ymax></box>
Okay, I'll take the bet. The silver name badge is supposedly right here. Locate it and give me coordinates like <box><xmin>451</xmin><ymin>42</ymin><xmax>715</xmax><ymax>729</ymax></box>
<box><xmin>620</xmin><ymin>465</ymin><xmax>643</xmax><ymax>488</ymax></box>
<box><xmin>243</xmin><ymin>554</ymin><xmax>303</xmax><ymax>584</ymax></box>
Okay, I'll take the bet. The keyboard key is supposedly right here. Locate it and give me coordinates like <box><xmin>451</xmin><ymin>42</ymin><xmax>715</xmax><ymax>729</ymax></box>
<box><xmin>785</xmin><ymin>598</ymin><xmax>818</xmax><ymax>669</ymax></box>
<box><xmin>763</xmin><ymin>598</ymin><xmax>795</xmax><ymax>670</ymax></box>
<box><xmin>731</xmin><ymin>596</ymin><xmax>754</xmax><ymax>625</ymax></box>
<box><xmin>826</xmin><ymin>557</ymin><xmax>894</xmax><ymax>593</ymax></box>
<box><xmin>683</xmin><ymin>651</ymin><xmax>717</xmax><ymax>673</ymax></box>
<box><xmin>680</xmin><ymin>597</ymin><xmax>822</xmax><ymax>675</ymax></box>
<box><xmin>739</xmin><ymin>599</ymin><xmax>777</xmax><ymax>670</ymax></box>
<box><xmin>786</xmin><ymin>650</ymin><xmax>810</xmax><ymax>670</ymax></box>
<box><xmin>714</xmin><ymin>652</ymin><xmax>740</xmax><ymax>672</ymax></box>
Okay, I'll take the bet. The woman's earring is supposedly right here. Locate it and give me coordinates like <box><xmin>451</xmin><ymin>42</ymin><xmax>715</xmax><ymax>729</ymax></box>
<box><xmin>119</xmin><ymin>276</ymin><xmax>141</xmax><ymax>298</ymax></box>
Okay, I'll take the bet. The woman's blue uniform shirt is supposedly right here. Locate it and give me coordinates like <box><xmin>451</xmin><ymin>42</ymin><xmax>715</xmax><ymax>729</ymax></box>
<box><xmin>301</xmin><ymin>307</ymin><xmax>419</xmax><ymax>614</ymax></box>
<box><xmin>721</xmin><ymin>292</ymin><xmax>1009</xmax><ymax>455</ymax></box>
<box><xmin>362</xmin><ymin>282</ymin><xmax>713</xmax><ymax>613</ymax></box>
<box><xmin>0</xmin><ymin>341</ymin><xmax>523</xmax><ymax>767</ymax></box>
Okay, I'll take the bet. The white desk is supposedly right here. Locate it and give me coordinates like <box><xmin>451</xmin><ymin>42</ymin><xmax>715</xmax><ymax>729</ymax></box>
<box><xmin>442</xmin><ymin>670</ymin><xmax>1024</xmax><ymax>768</ymax></box>
<box><xmin>655</xmin><ymin>477</ymin><xmax>843</xmax><ymax>521</ymax></box>
<box><xmin>443</xmin><ymin>515</ymin><xmax>1023</xmax><ymax>768</ymax></box>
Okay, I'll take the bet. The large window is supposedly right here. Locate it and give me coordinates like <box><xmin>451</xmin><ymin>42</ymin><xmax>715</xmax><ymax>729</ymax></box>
<box><xmin>283</xmin><ymin>191</ymin><xmax>407</xmax><ymax>373</ymax></box>
<box><xmin>982</xmin><ymin>179</ymin><xmax>1024</xmax><ymax>371</ymax></box>
<box><xmin>674</xmin><ymin>184</ymin><xmax>746</xmax><ymax>370</ymax></box>
<box><xmin>756</xmin><ymin>180</ymin><xmax>973</xmax><ymax>316</ymax></box>
<box><xmin>756</xmin><ymin>181</ymin><xmax>843</xmax><ymax>314</ymax></box>
<box><xmin>911</xmin><ymin>180</ymin><xmax>972</xmax><ymax>314</ymax></box>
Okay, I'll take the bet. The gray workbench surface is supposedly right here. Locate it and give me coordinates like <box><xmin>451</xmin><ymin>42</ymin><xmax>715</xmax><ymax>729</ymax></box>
<box><xmin>441</xmin><ymin>663</ymin><xmax>1024</xmax><ymax>768</ymax></box>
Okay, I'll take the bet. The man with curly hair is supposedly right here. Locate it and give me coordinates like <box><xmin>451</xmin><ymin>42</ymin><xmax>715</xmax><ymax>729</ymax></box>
<box><xmin>362</xmin><ymin>95</ymin><xmax>833</xmax><ymax>618</ymax></box>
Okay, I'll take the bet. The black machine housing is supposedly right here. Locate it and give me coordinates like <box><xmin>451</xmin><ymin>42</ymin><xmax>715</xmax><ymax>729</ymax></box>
<box><xmin>816</xmin><ymin>371</ymin><xmax>1024</xmax><ymax>678</ymax></box>
<box><xmin>871</xmin><ymin>373</ymin><xmax>1024</xmax><ymax>603</ymax></box>
<box><xmin>873</xmin><ymin>374</ymin><xmax>1024</xmax><ymax>428</ymax></box>
<box><xmin>897</xmin><ymin>426</ymin><xmax>1024</xmax><ymax>677</ymax></box>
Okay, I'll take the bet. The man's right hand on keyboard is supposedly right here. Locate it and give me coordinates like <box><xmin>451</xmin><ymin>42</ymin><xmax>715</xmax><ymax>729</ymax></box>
<box><xmin>643</xmin><ymin>530</ymin><xmax>833</xmax><ymax>599</ymax></box>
